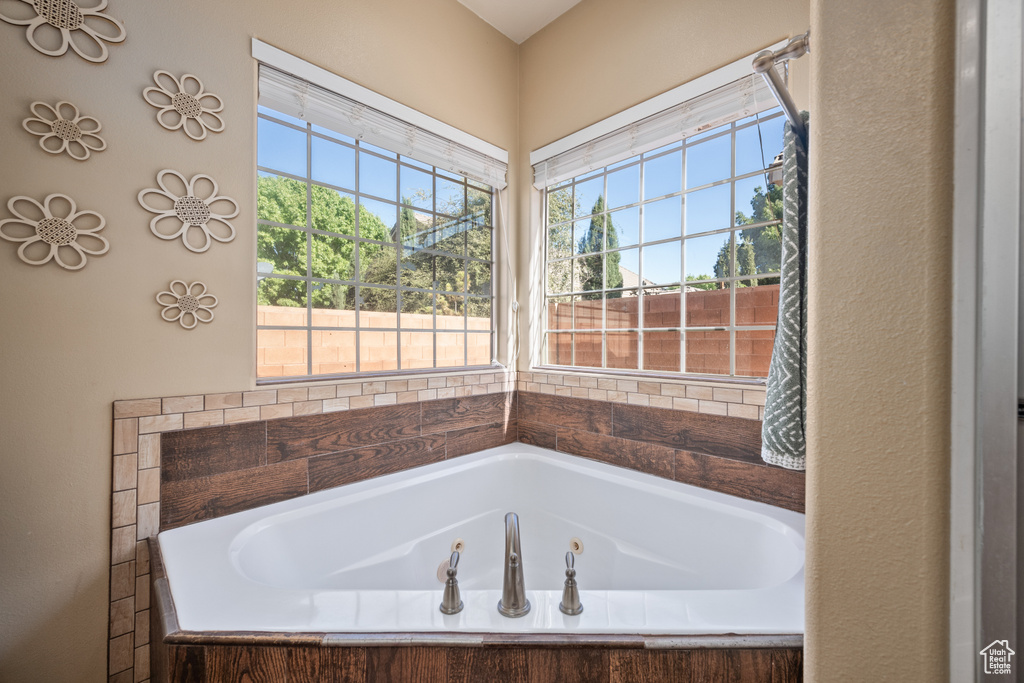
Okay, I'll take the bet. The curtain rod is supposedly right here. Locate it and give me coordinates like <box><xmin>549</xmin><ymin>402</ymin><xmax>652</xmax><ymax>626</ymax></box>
<box><xmin>752</xmin><ymin>31</ymin><xmax>810</xmax><ymax>143</ymax></box>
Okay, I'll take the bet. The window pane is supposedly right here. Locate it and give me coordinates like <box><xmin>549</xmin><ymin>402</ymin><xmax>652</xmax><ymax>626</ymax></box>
<box><xmin>643</xmin><ymin>287</ymin><xmax>681</xmax><ymax>328</ymax></box>
<box><xmin>467</xmin><ymin>225</ymin><xmax>492</xmax><ymax>261</ymax></box>
<box><xmin>643</xmin><ymin>150</ymin><xmax>682</xmax><ymax>199</ymax></box>
<box><xmin>467</xmin><ymin>296</ymin><xmax>490</xmax><ymax>322</ymax></box>
<box><xmin>258</xmin><ymin>328</ymin><xmax>307</xmax><ymax>378</ymax></box>
<box><xmin>735</xmin><ymin>329</ymin><xmax>774</xmax><ymax>378</ymax></box>
<box><xmin>311</xmin><ymin>124</ymin><xmax>354</xmax><ymax>144</ymax></box>
<box><xmin>548</xmin><ymin>296</ymin><xmax>572</xmax><ymax>330</ymax></box>
<box><xmin>258</xmin><ymin>277</ymin><xmax>307</xmax><ymax>312</ymax></box>
<box><xmin>685</xmin><ymin>183</ymin><xmax>730</xmax><ymax>234</ymax></box>
<box><xmin>436</xmin><ymin>178</ymin><xmax>465</xmax><ymax>216</ymax></box>
<box><xmin>359</xmin><ymin>242</ymin><xmax>397</xmax><ymax>285</ymax></box>
<box><xmin>547</xmin><ymin>187</ymin><xmax>574</xmax><ymax>225</ymax></box>
<box><xmin>737</xmin><ymin>225</ymin><xmax>782</xmax><ymax>281</ymax></box>
<box><xmin>437</xmin><ymin>332</ymin><xmax>465</xmax><ymax>367</ymax></box>
<box><xmin>606</xmin><ymin>164</ymin><xmax>639</xmax><ymax>209</ymax></box>
<box><xmin>607</xmin><ymin>206</ymin><xmax>639</xmax><ymax>248</ymax></box>
<box><xmin>685</xmin><ymin>329</ymin><xmax>729</xmax><ymax>375</ymax></box>
<box><xmin>575</xmin><ymin>216</ymin><xmax>603</xmax><ymax>254</ymax></box>
<box><xmin>399</xmin><ymin>207</ymin><xmax>432</xmax><ymax>244</ymax></box>
<box><xmin>312</xmin><ymin>329</ymin><xmax>356</xmax><ymax>376</ymax></box>
<box><xmin>615</xmin><ymin>247</ymin><xmax>639</xmax><ymax>289</ymax></box>
<box><xmin>573</xmin><ymin>296</ymin><xmax>603</xmax><ymax>330</ymax></box>
<box><xmin>311</xmin><ymin>283</ymin><xmax>354</xmax><ymax>323</ymax></box>
<box><xmin>259</xmin><ymin>106</ymin><xmax>305</xmax><ymax>128</ymax></box>
<box><xmin>400</xmin><ymin>289</ymin><xmax>433</xmax><ymax>318</ymax></box>
<box><xmin>685</xmin><ymin>133</ymin><xmax>731</xmax><ymax>189</ymax></box>
<box><xmin>642</xmin><ymin>196</ymin><xmax>681</xmax><ymax>243</ymax></box>
<box><xmin>358</xmin><ymin>198</ymin><xmax>397</xmax><ymax>241</ymax></box>
<box><xmin>257</xmin><ymin>173</ymin><xmax>306</xmax><ymax>227</ymax></box>
<box><xmin>605</xmin><ymin>289</ymin><xmax>638</xmax><ymax>329</ymax></box>
<box><xmin>574</xmin><ymin>332</ymin><xmax>602</xmax><ymax>368</ymax></box>
<box><xmin>311</xmin><ymin>234</ymin><xmax>354</xmax><ymax>280</ymax></box>
<box><xmin>467</xmin><ymin>332</ymin><xmax>490</xmax><ymax>366</ymax></box>
<box><xmin>735</xmin><ymin>282</ymin><xmax>779</xmax><ymax>326</ymax></box>
<box><xmin>574</xmin><ymin>176</ymin><xmax>603</xmax><ymax>218</ymax></box>
<box><xmin>644</xmin><ymin>330</ymin><xmax>681</xmax><ymax>372</ymax></box>
<box><xmin>400</xmin><ymin>165</ymin><xmax>433</xmax><ymax>210</ymax></box>
<box><xmin>735</xmin><ymin>115</ymin><xmax>785</xmax><ymax>176</ymax></box>
<box><xmin>433</xmin><ymin>217</ymin><xmax>466</xmax><ymax>256</ymax></box>
<box><xmin>311</xmin><ymin>137</ymin><xmax>355</xmax><ymax>190</ymax></box>
<box><xmin>360</xmin><ymin>141</ymin><xmax>397</xmax><ymax>158</ymax></box>
<box><xmin>359</xmin><ymin>152</ymin><xmax>397</xmax><ymax>201</ymax></box>
<box><xmin>547</xmin><ymin>332</ymin><xmax>572</xmax><ymax>365</ymax></box>
<box><xmin>548</xmin><ymin>259</ymin><xmax>572</xmax><ymax>295</ymax></box>
<box><xmin>642</xmin><ymin>240</ymin><xmax>680</xmax><ymax>286</ymax></box>
<box><xmin>607</xmin><ymin>331</ymin><xmax>638</xmax><ymax>369</ymax></box>
<box><xmin>311</xmin><ymin>186</ymin><xmax>356</xmax><ymax>236</ymax></box>
<box><xmin>360</xmin><ymin>330</ymin><xmax>398</xmax><ymax>372</ymax></box>
<box><xmin>467</xmin><ymin>187</ymin><xmax>491</xmax><ymax>225</ymax></box>
<box><xmin>468</xmin><ymin>261</ymin><xmax>490</xmax><ymax>296</ymax></box>
<box><xmin>400</xmin><ymin>247</ymin><xmax>434</xmax><ymax>289</ymax></box>
<box><xmin>358</xmin><ymin>287</ymin><xmax>397</xmax><ymax>326</ymax></box>
<box><xmin>258</xmin><ymin>225</ymin><xmax>307</xmax><ymax>278</ymax></box>
<box><xmin>685</xmin><ymin>232</ymin><xmax>730</xmax><ymax>281</ymax></box>
<box><xmin>438</xmin><ymin>294</ymin><xmax>465</xmax><ymax>325</ymax></box>
<box><xmin>575</xmin><ymin>255</ymin><xmax>603</xmax><ymax>294</ymax></box>
<box><xmin>685</xmin><ymin>287</ymin><xmax>730</xmax><ymax>327</ymax></box>
<box><xmin>258</xmin><ymin>117</ymin><xmax>306</xmax><ymax>177</ymax></box>
<box><xmin>435</xmin><ymin>255</ymin><xmax>466</xmax><ymax>292</ymax></box>
<box><xmin>401</xmin><ymin>331</ymin><xmax>435</xmax><ymax>370</ymax></box>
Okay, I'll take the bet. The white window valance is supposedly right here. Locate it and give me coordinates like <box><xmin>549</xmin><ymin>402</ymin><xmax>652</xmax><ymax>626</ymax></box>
<box><xmin>256</xmin><ymin>61</ymin><xmax>508</xmax><ymax>190</ymax></box>
<box><xmin>531</xmin><ymin>48</ymin><xmax>787</xmax><ymax>189</ymax></box>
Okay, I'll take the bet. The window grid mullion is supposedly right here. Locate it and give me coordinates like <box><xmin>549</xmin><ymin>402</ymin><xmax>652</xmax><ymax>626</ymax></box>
<box><xmin>305</xmin><ymin>121</ymin><xmax>314</xmax><ymax>377</ymax></box>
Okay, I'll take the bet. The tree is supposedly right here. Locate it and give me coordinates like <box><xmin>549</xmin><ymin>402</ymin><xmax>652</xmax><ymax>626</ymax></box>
<box><xmin>711</xmin><ymin>182</ymin><xmax>783</xmax><ymax>286</ymax></box>
<box><xmin>577</xmin><ymin>196</ymin><xmax>623</xmax><ymax>298</ymax></box>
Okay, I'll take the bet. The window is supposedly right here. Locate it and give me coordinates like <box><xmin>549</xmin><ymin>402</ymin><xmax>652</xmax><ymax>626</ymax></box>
<box><xmin>252</xmin><ymin>55</ymin><xmax>506</xmax><ymax>380</ymax></box>
<box><xmin>541</xmin><ymin>106</ymin><xmax>787</xmax><ymax>378</ymax></box>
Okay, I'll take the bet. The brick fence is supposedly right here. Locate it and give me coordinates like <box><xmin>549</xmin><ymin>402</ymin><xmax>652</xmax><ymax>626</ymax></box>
<box><xmin>258</xmin><ymin>308</ymin><xmax>491</xmax><ymax>377</ymax></box>
<box><xmin>547</xmin><ymin>285</ymin><xmax>779</xmax><ymax>376</ymax></box>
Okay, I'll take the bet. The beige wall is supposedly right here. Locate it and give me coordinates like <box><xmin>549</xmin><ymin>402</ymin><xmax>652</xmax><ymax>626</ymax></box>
<box><xmin>516</xmin><ymin>0</ymin><xmax>810</xmax><ymax>369</ymax></box>
<box><xmin>805</xmin><ymin>0</ymin><xmax>953</xmax><ymax>680</ymax></box>
<box><xmin>0</xmin><ymin>2</ymin><xmax>516</xmax><ymax>680</ymax></box>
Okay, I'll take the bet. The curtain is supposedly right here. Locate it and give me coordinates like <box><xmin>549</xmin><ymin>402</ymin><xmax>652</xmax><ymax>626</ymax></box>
<box><xmin>761</xmin><ymin>112</ymin><xmax>809</xmax><ymax>470</ymax></box>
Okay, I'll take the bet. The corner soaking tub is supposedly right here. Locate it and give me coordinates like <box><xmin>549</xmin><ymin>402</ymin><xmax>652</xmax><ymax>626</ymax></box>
<box><xmin>157</xmin><ymin>443</ymin><xmax>804</xmax><ymax>635</ymax></box>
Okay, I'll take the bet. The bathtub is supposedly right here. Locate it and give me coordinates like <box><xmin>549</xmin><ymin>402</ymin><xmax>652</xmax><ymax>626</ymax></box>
<box><xmin>157</xmin><ymin>443</ymin><xmax>804</xmax><ymax>635</ymax></box>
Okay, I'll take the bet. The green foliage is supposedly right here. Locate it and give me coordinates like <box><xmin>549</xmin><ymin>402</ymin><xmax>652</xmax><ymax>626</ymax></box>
<box><xmin>577</xmin><ymin>196</ymin><xmax>623</xmax><ymax>299</ymax></box>
<box><xmin>711</xmin><ymin>182</ymin><xmax>783</xmax><ymax>286</ymax></box>
<box><xmin>257</xmin><ymin>174</ymin><xmax>492</xmax><ymax>319</ymax></box>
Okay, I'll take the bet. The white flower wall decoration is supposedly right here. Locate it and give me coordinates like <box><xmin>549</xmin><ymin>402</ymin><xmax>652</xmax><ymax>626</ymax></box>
<box><xmin>22</xmin><ymin>100</ymin><xmax>106</xmax><ymax>160</ymax></box>
<box><xmin>0</xmin><ymin>193</ymin><xmax>109</xmax><ymax>270</ymax></box>
<box><xmin>156</xmin><ymin>280</ymin><xmax>217</xmax><ymax>329</ymax></box>
<box><xmin>0</xmin><ymin>0</ymin><xmax>125</xmax><ymax>63</ymax></box>
<box><xmin>143</xmin><ymin>71</ymin><xmax>225</xmax><ymax>141</ymax></box>
<box><xmin>138</xmin><ymin>169</ymin><xmax>238</xmax><ymax>253</ymax></box>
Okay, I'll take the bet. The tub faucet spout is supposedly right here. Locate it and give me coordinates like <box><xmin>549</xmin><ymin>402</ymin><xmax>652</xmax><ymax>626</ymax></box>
<box><xmin>497</xmin><ymin>512</ymin><xmax>530</xmax><ymax>617</ymax></box>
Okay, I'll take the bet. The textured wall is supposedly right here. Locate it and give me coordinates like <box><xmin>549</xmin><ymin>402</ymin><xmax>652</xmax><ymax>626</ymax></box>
<box><xmin>0</xmin><ymin>2</ymin><xmax>517</xmax><ymax>680</ymax></box>
<box><xmin>805</xmin><ymin>0</ymin><xmax>954</xmax><ymax>680</ymax></box>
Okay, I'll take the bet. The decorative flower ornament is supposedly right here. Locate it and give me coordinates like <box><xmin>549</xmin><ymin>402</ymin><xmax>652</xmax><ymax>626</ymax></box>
<box><xmin>0</xmin><ymin>193</ymin><xmax>109</xmax><ymax>270</ymax></box>
<box><xmin>143</xmin><ymin>71</ymin><xmax>225</xmax><ymax>141</ymax></box>
<box><xmin>22</xmin><ymin>101</ymin><xmax>106</xmax><ymax>160</ymax></box>
<box><xmin>0</xmin><ymin>0</ymin><xmax>126</xmax><ymax>63</ymax></box>
<box><xmin>138</xmin><ymin>169</ymin><xmax>238</xmax><ymax>253</ymax></box>
<box><xmin>156</xmin><ymin>280</ymin><xmax>217</xmax><ymax>329</ymax></box>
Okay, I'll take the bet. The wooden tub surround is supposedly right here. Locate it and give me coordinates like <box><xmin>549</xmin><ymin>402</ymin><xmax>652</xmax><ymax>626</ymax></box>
<box><xmin>111</xmin><ymin>373</ymin><xmax>805</xmax><ymax>683</ymax></box>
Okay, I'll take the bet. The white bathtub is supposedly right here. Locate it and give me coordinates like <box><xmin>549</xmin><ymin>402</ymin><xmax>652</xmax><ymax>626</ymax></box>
<box><xmin>157</xmin><ymin>443</ymin><xmax>804</xmax><ymax>635</ymax></box>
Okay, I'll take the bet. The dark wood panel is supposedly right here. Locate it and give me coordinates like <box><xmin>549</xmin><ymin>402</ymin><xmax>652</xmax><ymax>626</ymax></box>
<box><xmin>421</xmin><ymin>393</ymin><xmax>515</xmax><ymax>435</ymax></box>
<box><xmin>205</xmin><ymin>645</ymin><xmax>289</xmax><ymax>683</ymax></box>
<box><xmin>287</xmin><ymin>646</ymin><xmax>366</xmax><ymax>682</ymax></box>
<box><xmin>771</xmin><ymin>648</ymin><xmax>803</xmax><ymax>683</ymax></box>
<box><xmin>517</xmin><ymin>420</ymin><xmax>557</xmax><ymax>450</ymax></box>
<box><xmin>266</xmin><ymin>403</ymin><xmax>422</xmax><ymax>462</ymax></box>
<box><xmin>161</xmin><ymin>422</ymin><xmax>266</xmax><ymax>482</ymax></box>
<box><xmin>682</xmin><ymin>648</ymin><xmax>777</xmax><ymax>683</ymax></box>
<box><xmin>675</xmin><ymin>450</ymin><xmax>805</xmax><ymax>513</ymax></box>
<box><xmin>526</xmin><ymin>649</ymin><xmax>610</xmax><ymax>683</ymax></box>
<box><xmin>167</xmin><ymin>645</ymin><xmax>205</xmax><ymax>683</ymax></box>
<box><xmin>518</xmin><ymin>392</ymin><xmax>613</xmax><ymax>435</ymax></box>
<box><xmin>556</xmin><ymin>428</ymin><xmax>674</xmax><ymax>479</ymax></box>
<box><xmin>446</xmin><ymin>420</ymin><xmax>517</xmax><ymax>458</ymax></box>
<box><xmin>308</xmin><ymin>434</ymin><xmax>447</xmax><ymax>492</ymax></box>
<box><xmin>447</xmin><ymin>647</ymin><xmax>528</xmax><ymax>683</ymax></box>
<box><xmin>609</xmin><ymin>649</ymin><xmax>682</xmax><ymax>682</ymax></box>
<box><xmin>612</xmin><ymin>403</ymin><xmax>762</xmax><ymax>462</ymax></box>
<box><xmin>365</xmin><ymin>647</ymin><xmax>446</xmax><ymax>683</ymax></box>
<box><xmin>160</xmin><ymin>460</ymin><xmax>308</xmax><ymax>530</ymax></box>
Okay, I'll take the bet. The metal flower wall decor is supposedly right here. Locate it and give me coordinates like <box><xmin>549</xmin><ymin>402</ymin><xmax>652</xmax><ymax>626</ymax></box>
<box><xmin>0</xmin><ymin>0</ymin><xmax>126</xmax><ymax>63</ymax></box>
<box><xmin>156</xmin><ymin>280</ymin><xmax>217</xmax><ymax>329</ymax></box>
<box><xmin>22</xmin><ymin>101</ymin><xmax>106</xmax><ymax>160</ymax></box>
<box><xmin>0</xmin><ymin>193</ymin><xmax>109</xmax><ymax>270</ymax></box>
<box><xmin>138</xmin><ymin>169</ymin><xmax>238</xmax><ymax>253</ymax></box>
<box><xmin>143</xmin><ymin>71</ymin><xmax>225</xmax><ymax>141</ymax></box>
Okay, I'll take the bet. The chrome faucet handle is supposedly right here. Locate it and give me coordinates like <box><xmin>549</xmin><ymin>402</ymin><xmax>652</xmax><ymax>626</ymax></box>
<box><xmin>440</xmin><ymin>550</ymin><xmax>464</xmax><ymax>615</ymax></box>
<box><xmin>559</xmin><ymin>550</ymin><xmax>583</xmax><ymax>615</ymax></box>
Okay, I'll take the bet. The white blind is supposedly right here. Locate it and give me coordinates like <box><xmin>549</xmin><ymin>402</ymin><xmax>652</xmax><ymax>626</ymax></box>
<box><xmin>258</xmin><ymin>65</ymin><xmax>508</xmax><ymax>190</ymax></box>
<box><xmin>532</xmin><ymin>69</ymin><xmax>783</xmax><ymax>189</ymax></box>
